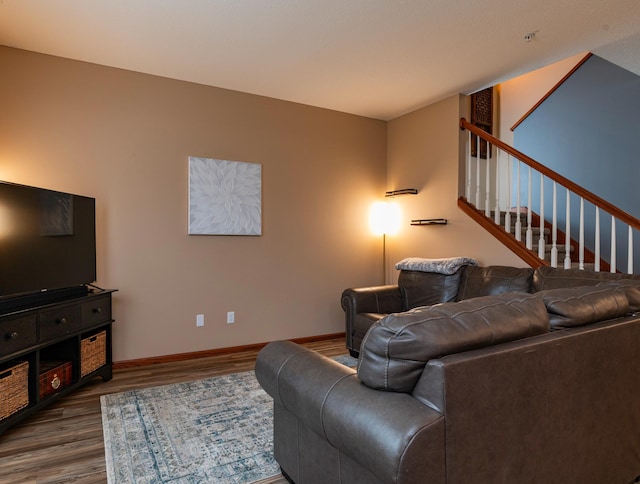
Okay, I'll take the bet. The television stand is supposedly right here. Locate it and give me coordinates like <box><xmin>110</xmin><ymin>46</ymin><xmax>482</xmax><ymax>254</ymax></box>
<box><xmin>0</xmin><ymin>288</ymin><xmax>116</xmax><ymax>436</ymax></box>
<box><xmin>0</xmin><ymin>286</ymin><xmax>91</xmax><ymax>315</ymax></box>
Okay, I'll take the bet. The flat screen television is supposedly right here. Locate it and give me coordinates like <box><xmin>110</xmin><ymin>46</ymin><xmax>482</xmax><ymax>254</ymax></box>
<box><xmin>0</xmin><ymin>181</ymin><xmax>96</xmax><ymax>310</ymax></box>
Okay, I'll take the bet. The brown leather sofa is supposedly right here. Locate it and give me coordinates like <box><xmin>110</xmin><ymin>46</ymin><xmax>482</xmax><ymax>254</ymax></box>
<box><xmin>342</xmin><ymin>262</ymin><xmax>640</xmax><ymax>357</ymax></box>
<box><xmin>256</xmin><ymin>266</ymin><xmax>640</xmax><ymax>484</ymax></box>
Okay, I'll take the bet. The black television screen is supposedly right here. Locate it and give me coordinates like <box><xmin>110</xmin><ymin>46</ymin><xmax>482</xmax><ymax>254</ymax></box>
<box><xmin>0</xmin><ymin>181</ymin><xmax>96</xmax><ymax>299</ymax></box>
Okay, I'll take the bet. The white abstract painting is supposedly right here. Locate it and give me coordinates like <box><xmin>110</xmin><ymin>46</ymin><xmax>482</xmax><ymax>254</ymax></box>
<box><xmin>188</xmin><ymin>157</ymin><xmax>262</xmax><ymax>235</ymax></box>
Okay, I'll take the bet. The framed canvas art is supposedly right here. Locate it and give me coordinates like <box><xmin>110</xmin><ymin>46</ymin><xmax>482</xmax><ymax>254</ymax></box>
<box><xmin>188</xmin><ymin>157</ymin><xmax>262</xmax><ymax>235</ymax></box>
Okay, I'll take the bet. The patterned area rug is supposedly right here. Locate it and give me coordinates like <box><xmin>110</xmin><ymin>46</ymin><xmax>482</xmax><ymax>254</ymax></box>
<box><xmin>101</xmin><ymin>354</ymin><xmax>357</xmax><ymax>483</ymax></box>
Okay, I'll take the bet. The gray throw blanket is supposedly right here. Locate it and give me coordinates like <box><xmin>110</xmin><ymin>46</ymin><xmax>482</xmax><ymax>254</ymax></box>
<box><xmin>395</xmin><ymin>257</ymin><xmax>478</xmax><ymax>275</ymax></box>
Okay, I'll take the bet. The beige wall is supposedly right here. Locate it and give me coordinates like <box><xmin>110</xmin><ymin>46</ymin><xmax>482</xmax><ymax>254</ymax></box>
<box><xmin>0</xmin><ymin>46</ymin><xmax>387</xmax><ymax>361</ymax></box>
<box><xmin>1</xmin><ymin>46</ymin><xmax>542</xmax><ymax>362</ymax></box>
<box><xmin>498</xmin><ymin>52</ymin><xmax>587</xmax><ymax>145</ymax></box>
<box><xmin>385</xmin><ymin>94</ymin><xmax>525</xmax><ymax>282</ymax></box>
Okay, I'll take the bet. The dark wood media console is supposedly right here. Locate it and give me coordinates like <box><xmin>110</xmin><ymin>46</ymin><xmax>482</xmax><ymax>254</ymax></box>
<box><xmin>0</xmin><ymin>288</ymin><xmax>116</xmax><ymax>436</ymax></box>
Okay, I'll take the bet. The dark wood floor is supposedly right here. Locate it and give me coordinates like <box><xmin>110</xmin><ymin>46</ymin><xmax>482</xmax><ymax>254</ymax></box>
<box><xmin>0</xmin><ymin>337</ymin><xmax>347</xmax><ymax>484</ymax></box>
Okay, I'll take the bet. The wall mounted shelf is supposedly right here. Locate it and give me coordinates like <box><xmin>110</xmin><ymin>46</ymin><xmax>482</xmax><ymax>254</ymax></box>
<box><xmin>385</xmin><ymin>188</ymin><xmax>418</xmax><ymax>197</ymax></box>
<box><xmin>411</xmin><ymin>218</ymin><xmax>448</xmax><ymax>226</ymax></box>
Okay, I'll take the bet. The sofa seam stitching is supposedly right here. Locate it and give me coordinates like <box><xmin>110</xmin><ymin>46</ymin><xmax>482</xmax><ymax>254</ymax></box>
<box><xmin>319</xmin><ymin>374</ymin><xmax>357</xmax><ymax>441</ymax></box>
<box><xmin>394</xmin><ymin>416</ymin><xmax>445</xmax><ymax>482</ymax></box>
<box><xmin>275</xmin><ymin>351</ymin><xmax>304</xmax><ymax>408</ymax></box>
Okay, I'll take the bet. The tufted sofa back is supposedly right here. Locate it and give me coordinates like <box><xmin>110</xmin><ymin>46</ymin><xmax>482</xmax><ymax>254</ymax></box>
<box><xmin>357</xmin><ymin>292</ymin><xmax>549</xmax><ymax>392</ymax></box>
<box><xmin>398</xmin><ymin>264</ymin><xmax>640</xmax><ymax>311</ymax></box>
<box><xmin>358</xmin><ymin>284</ymin><xmax>634</xmax><ymax>394</ymax></box>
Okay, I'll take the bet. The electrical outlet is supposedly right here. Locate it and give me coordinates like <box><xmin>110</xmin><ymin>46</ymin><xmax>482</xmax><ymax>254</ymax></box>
<box><xmin>227</xmin><ymin>311</ymin><xmax>235</xmax><ymax>324</ymax></box>
<box><xmin>196</xmin><ymin>314</ymin><xmax>204</xmax><ymax>327</ymax></box>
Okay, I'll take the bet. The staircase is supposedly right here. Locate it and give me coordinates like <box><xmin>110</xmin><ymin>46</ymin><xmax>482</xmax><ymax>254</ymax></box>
<box><xmin>459</xmin><ymin>118</ymin><xmax>640</xmax><ymax>273</ymax></box>
<box><xmin>495</xmin><ymin>209</ymin><xmax>578</xmax><ymax>267</ymax></box>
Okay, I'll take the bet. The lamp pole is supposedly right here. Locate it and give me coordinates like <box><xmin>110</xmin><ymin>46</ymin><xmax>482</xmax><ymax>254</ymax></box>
<box><xmin>382</xmin><ymin>232</ymin><xmax>387</xmax><ymax>285</ymax></box>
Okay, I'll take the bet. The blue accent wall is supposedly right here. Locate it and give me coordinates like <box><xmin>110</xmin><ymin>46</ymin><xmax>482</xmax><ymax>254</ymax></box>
<box><xmin>514</xmin><ymin>55</ymin><xmax>640</xmax><ymax>272</ymax></box>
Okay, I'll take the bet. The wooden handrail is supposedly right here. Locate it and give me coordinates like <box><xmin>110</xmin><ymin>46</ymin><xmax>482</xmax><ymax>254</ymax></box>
<box><xmin>460</xmin><ymin>117</ymin><xmax>640</xmax><ymax>231</ymax></box>
<box><xmin>510</xmin><ymin>53</ymin><xmax>592</xmax><ymax>131</ymax></box>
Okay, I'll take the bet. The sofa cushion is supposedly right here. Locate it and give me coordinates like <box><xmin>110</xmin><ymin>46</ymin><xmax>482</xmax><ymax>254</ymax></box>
<box><xmin>597</xmin><ymin>280</ymin><xmax>640</xmax><ymax>312</ymax></box>
<box><xmin>398</xmin><ymin>269</ymin><xmax>462</xmax><ymax>309</ymax></box>
<box><xmin>456</xmin><ymin>265</ymin><xmax>533</xmax><ymax>301</ymax></box>
<box><xmin>538</xmin><ymin>286</ymin><xmax>630</xmax><ymax>328</ymax></box>
<box><xmin>532</xmin><ymin>266</ymin><xmax>640</xmax><ymax>292</ymax></box>
<box><xmin>357</xmin><ymin>292</ymin><xmax>549</xmax><ymax>393</ymax></box>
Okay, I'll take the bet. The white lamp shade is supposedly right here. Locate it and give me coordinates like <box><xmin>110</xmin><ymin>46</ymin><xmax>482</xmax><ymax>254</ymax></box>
<box><xmin>370</xmin><ymin>201</ymin><xmax>401</xmax><ymax>236</ymax></box>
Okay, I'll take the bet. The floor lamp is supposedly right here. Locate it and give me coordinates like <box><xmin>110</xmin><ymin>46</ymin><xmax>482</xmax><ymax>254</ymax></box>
<box><xmin>370</xmin><ymin>201</ymin><xmax>401</xmax><ymax>284</ymax></box>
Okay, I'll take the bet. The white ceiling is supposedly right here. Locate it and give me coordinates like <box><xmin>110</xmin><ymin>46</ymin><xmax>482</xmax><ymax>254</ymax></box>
<box><xmin>1</xmin><ymin>0</ymin><xmax>640</xmax><ymax>120</ymax></box>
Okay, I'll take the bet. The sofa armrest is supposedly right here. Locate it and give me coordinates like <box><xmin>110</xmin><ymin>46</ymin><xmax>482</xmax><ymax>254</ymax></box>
<box><xmin>341</xmin><ymin>284</ymin><xmax>405</xmax><ymax>315</ymax></box>
<box><xmin>256</xmin><ymin>340</ymin><xmax>445</xmax><ymax>484</ymax></box>
<box><xmin>409</xmin><ymin>317</ymin><xmax>640</xmax><ymax>483</ymax></box>
<box><xmin>341</xmin><ymin>285</ymin><xmax>405</xmax><ymax>353</ymax></box>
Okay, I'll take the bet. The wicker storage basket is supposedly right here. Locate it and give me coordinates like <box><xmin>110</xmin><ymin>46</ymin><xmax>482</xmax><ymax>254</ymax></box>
<box><xmin>81</xmin><ymin>331</ymin><xmax>106</xmax><ymax>377</ymax></box>
<box><xmin>0</xmin><ymin>361</ymin><xmax>29</xmax><ymax>421</ymax></box>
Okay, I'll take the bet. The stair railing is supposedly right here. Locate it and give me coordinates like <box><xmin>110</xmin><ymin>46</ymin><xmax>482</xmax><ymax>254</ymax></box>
<box><xmin>460</xmin><ymin>117</ymin><xmax>640</xmax><ymax>273</ymax></box>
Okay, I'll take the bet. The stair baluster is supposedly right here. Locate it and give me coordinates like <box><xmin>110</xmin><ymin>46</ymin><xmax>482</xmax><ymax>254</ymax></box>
<box><xmin>611</xmin><ymin>217</ymin><xmax>617</xmax><ymax>273</ymax></box>
<box><xmin>494</xmin><ymin>149</ymin><xmax>501</xmax><ymax>225</ymax></box>
<box><xmin>526</xmin><ymin>166</ymin><xmax>533</xmax><ymax>250</ymax></box>
<box><xmin>459</xmin><ymin>117</ymin><xmax>640</xmax><ymax>273</ymax></box>
<box><xmin>504</xmin><ymin>154</ymin><xmax>512</xmax><ymax>234</ymax></box>
<box><xmin>551</xmin><ymin>182</ymin><xmax>558</xmax><ymax>267</ymax></box>
<box><xmin>466</xmin><ymin>131</ymin><xmax>472</xmax><ymax>201</ymax></box>
<box><xmin>538</xmin><ymin>174</ymin><xmax>545</xmax><ymax>260</ymax></box>
<box><xmin>475</xmin><ymin>135</ymin><xmax>481</xmax><ymax>208</ymax></box>
<box><xmin>564</xmin><ymin>191</ymin><xmax>571</xmax><ymax>269</ymax></box>
<box><xmin>515</xmin><ymin>160</ymin><xmax>522</xmax><ymax>242</ymax></box>
<box><xmin>629</xmin><ymin>227</ymin><xmax>634</xmax><ymax>274</ymax></box>
<box><xmin>595</xmin><ymin>208</ymin><xmax>601</xmax><ymax>272</ymax></box>
<box><xmin>579</xmin><ymin>198</ymin><xmax>585</xmax><ymax>270</ymax></box>
<box><xmin>485</xmin><ymin>144</ymin><xmax>491</xmax><ymax>217</ymax></box>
